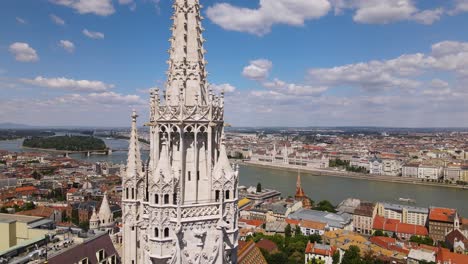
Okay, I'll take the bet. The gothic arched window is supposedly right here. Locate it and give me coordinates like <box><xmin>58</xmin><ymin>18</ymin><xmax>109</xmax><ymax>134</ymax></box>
<box><xmin>155</xmin><ymin>194</ymin><xmax>159</xmax><ymax>204</ymax></box>
<box><xmin>225</xmin><ymin>190</ymin><xmax>230</xmax><ymax>200</ymax></box>
<box><xmin>154</xmin><ymin>228</ymin><xmax>159</xmax><ymax>237</ymax></box>
<box><xmin>164</xmin><ymin>228</ymin><xmax>169</xmax><ymax>237</ymax></box>
<box><xmin>173</xmin><ymin>193</ymin><xmax>177</xmax><ymax>205</ymax></box>
<box><xmin>164</xmin><ymin>194</ymin><xmax>169</xmax><ymax>204</ymax></box>
<box><xmin>215</xmin><ymin>190</ymin><xmax>220</xmax><ymax>202</ymax></box>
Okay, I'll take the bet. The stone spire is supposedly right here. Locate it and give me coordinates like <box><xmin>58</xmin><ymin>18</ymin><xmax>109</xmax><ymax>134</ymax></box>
<box><xmin>165</xmin><ymin>0</ymin><xmax>208</xmax><ymax>106</ymax></box>
<box><xmin>127</xmin><ymin>110</ymin><xmax>142</xmax><ymax>179</ymax></box>
<box><xmin>295</xmin><ymin>168</ymin><xmax>305</xmax><ymax>199</ymax></box>
<box><xmin>98</xmin><ymin>192</ymin><xmax>113</xmax><ymax>227</ymax></box>
<box><xmin>90</xmin><ymin>207</ymin><xmax>99</xmax><ymax>231</ymax></box>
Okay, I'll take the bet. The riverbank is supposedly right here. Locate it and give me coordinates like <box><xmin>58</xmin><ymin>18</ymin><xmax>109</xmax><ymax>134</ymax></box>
<box><xmin>242</xmin><ymin>161</ymin><xmax>466</xmax><ymax>190</ymax></box>
<box><xmin>21</xmin><ymin>146</ymin><xmax>108</xmax><ymax>154</ymax></box>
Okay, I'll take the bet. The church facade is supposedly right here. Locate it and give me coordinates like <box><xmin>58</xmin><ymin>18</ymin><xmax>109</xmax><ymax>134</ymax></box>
<box><xmin>121</xmin><ymin>0</ymin><xmax>239</xmax><ymax>263</ymax></box>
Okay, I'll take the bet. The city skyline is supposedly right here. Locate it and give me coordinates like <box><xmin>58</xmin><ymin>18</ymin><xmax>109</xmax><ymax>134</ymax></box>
<box><xmin>1</xmin><ymin>0</ymin><xmax>468</xmax><ymax>127</ymax></box>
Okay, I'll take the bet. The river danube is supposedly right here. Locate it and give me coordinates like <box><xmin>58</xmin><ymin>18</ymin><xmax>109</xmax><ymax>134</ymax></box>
<box><xmin>1</xmin><ymin>138</ymin><xmax>467</xmax><ymax>215</ymax></box>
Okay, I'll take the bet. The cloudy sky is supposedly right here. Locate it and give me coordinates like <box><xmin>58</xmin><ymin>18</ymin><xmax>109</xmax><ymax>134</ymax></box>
<box><xmin>1</xmin><ymin>0</ymin><xmax>468</xmax><ymax>127</ymax></box>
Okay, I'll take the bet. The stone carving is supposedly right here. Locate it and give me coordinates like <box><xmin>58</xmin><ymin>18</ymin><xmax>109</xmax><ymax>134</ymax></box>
<box><xmin>122</xmin><ymin>0</ymin><xmax>238</xmax><ymax>263</ymax></box>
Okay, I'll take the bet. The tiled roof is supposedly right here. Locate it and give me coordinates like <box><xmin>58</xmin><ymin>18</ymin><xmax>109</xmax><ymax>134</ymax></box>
<box><xmin>238</xmin><ymin>240</ymin><xmax>268</xmax><ymax>264</ymax></box>
<box><xmin>429</xmin><ymin>207</ymin><xmax>457</xmax><ymax>223</ymax></box>
<box><xmin>48</xmin><ymin>233</ymin><xmax>119</xmax><ymax>264</ymax></box>
<box><xmin>16</xmin><ymin>206</ymin><xmax>56</xmax><ymax>218</ymax></box>
<box><xmin>305</xmin><ymin>242</ymin><xmax>336</xmax><ymax>256</ymax></box>
<box><xmin>373</xmin><ymin>216</ymin><xmax>428</xmax><ymax>236</ymax></box>
<box><xmin>300</xmin><ymin>220</ymin><xmax>327</xmax><ymax>230</ymax></box>
<box><xmin>239</xmin><ymin>219</ymin><xmax>264</xmax><ymax>228</ymax></box>
<box><xmin>436</xmin><ymin>248</ymin><xmax>468</xmax><ymax>264</ymax></box>
<box><xmin>256</xmin><ymin>239</ymin><xmax>278</xmax><ymax>252</ymax></box>
<box><xmin>15</xmin><ymin>186</ymin><xmax>38</xmax><ymax>193</ymax></box>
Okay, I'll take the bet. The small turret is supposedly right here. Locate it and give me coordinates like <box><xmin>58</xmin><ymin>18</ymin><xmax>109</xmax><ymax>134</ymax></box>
<box><xmin>98</xmin><ymin>192</ymin><xmax>114</xmax><ymax>228</ymax></box>
<box><xmin>90</xmin><ymin>207</ymin><xmax>100</xmax><ymax>231</ymax></box>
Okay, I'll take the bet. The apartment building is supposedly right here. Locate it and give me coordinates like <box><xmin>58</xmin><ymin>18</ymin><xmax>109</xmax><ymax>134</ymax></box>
<box><xmin>377</xmin><ymin>202</ymin><xmax>428</xmax><ymax>226</ymax></box>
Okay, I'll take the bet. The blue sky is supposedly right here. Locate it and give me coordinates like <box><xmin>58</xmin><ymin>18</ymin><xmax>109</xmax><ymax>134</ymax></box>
<box><xmin>1</xmin><ymin>0</ymin><xmax>468</xmax><ymax>127</ymax></box>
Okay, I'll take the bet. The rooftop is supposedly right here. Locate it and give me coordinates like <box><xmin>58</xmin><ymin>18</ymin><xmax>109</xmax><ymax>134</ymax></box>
<box><xmin>429</xmin><ymin>207</ymin><xmax>457</xmax><ymax>222</ymax></box>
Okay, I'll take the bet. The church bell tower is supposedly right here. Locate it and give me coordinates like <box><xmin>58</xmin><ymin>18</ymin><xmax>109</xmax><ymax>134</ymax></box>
<box><xmin>121</xmin><ymin>0</ymin><xmax>239</xmax><ymax>263</ymax></box>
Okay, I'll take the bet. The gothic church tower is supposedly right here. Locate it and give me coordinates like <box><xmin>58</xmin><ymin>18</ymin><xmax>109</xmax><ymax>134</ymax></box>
<box><xmin>122</xmin><ymin>0</ymin><xmax>239</xmax><ymax>263</ymax></box>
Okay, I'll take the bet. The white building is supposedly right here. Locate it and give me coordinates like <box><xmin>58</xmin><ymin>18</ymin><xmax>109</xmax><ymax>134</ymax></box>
<box><xmin>90</xmin><ymin>192</ymin><xmax>115</xmax><ymax>234</ymax></box>
<box><xmin>304</xmin><ymin>242</ymin><xmax>336</xmax><ymax>264</ymax></box>
<box><xmin>381</xmin><ymin>159</ymin><xmax>402</xmax><ymax>176</ymax></box>
<box><xmin>402</xmin><ymin>163</ymin><xmax>419</xmax><ymax>178</ymax></box>
<box><xmin>376</xmin><ymin>202</ymin><xmax>428</xmax><ymax>226</ymax></box>
<box><xmin>418</xmin><ymin>165</ymin><xmax>443</xmax><ymax>180</ymax></box>
<box><xmin>369</xmin><ymin>158</ymin><xmax>383</xmax><ymax>175</ymax></box>
<box><xmin>121</xmin><ymin>1</ymin><xmax>239</xmax><ymax>263</ymax></box>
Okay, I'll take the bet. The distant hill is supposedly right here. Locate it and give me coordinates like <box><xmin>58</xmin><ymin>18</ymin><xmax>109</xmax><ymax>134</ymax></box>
<box><xmin>0</xmin><ymin>123</ymin><xmax>35</xmax><ymax>129</ymax></box>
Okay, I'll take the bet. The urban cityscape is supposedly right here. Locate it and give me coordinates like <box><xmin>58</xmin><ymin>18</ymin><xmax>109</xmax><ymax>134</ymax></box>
<box><xmin>1</xmin><ymin>0</ymin><xmax>468</xmax><ymax>264</ymax></box>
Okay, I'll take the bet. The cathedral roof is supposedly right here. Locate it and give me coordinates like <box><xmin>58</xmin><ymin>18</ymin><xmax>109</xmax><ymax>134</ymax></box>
<box><xmin>98</xmin><ymin>192</ymin><xmax>113</xmax><ymax>224</ymax></box>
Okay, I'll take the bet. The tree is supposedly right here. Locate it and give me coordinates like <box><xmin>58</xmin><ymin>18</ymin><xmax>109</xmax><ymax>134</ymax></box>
<box><xmin>79</xmin><ymin>221</ymin><xmax>89</xmax><ymax>231</ymax></box>
<box><xmin>315</xmin><ymin>200</ymin><xmax>336</xmax><ymax>213</ymax></box>
<box><xmin>341</xmin><ymin>245</ymin><xmax>361</xmax><ymax>264</ymax></box>
<box><xmin>309</xmin><ymin>234</ymin><xmax>322</xmax><ymax>243</ymax></box>
<box><xmin>23</xmin><ymin>201</ymin><xmax>36</xmax><ymax>211</ymax></box>
<box><xmin>256</xmin><ymin>182</ymin><xmax>262</xmax><ymax>193</ymax></box>
<box><xmin>294</xmin><ymin>225</ymin><xmax>302</xmax><ymax>237</ymax></box>
<box><xmin>285</xmin><ymin>224</ymin><xmax>292</xmax><ymax>238</ymax></box>
<box><xmin>288</xmin><ymin>251</ymin><xmax>304</xmax><ymax>264</ymax></box>
<box><xmin>373</xmin><ymin>230</ymin><xmax>387</xmax><ymax>237</ymax></box>
<box><xmin>32</xmin><ymin>170</ymin><xmax>42</xmax><ymax>180</ymax></box>
<box><xmin>332</xmin><ymin>251</ymin><xmax>340</xmax><ymax>264</ymax></box>
<box><xmin>266</xmin><ymin>252</ymin><xmax>288</xmax><ymax>264</ymax></box>
<box><xmin>410</xmin><ymin>236</ymin><xmax>434</xmax><ymax>246</ymax></box>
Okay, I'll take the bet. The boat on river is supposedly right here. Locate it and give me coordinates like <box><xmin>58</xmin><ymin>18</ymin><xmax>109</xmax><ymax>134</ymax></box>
<box><xmin>398</xmin><ymin>197</ymin><xmax>416</xmax><ymax>203</ymax></box>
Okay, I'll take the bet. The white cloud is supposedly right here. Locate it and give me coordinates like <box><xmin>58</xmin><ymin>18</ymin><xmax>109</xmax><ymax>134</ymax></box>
<box><xmin>9</xmin><ymin>42</ymin><xmax>39</xmax><ymax>62</ymax></box>
<box><xmin>206</xmin><ymin>0</ymin><xmax>331</xmax><ymax>36</ymax></box>
<box><xmin>16</xmin><ymin>17</ymin><xmax>27</xmax><ymax>24</ymax></box>
<box><xmin>50</xmin><ymin>14</ymin><xmax>66</xmax><ymax>25</ymax></box>
<box><xmin>50</xmin><ymin>0</ymin><xmax>115</xmax><ymax>16</ymax></box>
<box><xmin>210</xmin><ymin>83</ymin><xmax>237</xmax><ymax>93</ymax></box>
<box><xmin>450</xmin><ymin>0</ymin><xmax>468</xmax><ymax>14</ymax></box>
<box><xmin>262</xmin><ymin>78</ymin><xmax>328</xmax><ymax>96</ymax></box>
<box><xmin>59</xmin><ymin>40</ymin><xmax>75</xmax><ymax>53</ymax></box>
<box><xmin>307</xmin><ymin>41</ymin><xmax>468</xmax><ymax>92</ymax></box>
<box><xmin>82</xmin><ymin>29</ymin><xmax>105</xmax><ymax>39</ymax></box>
<box><xmin>49</xmin><ymin>92</ymin><xmax>144</xmax><ymax>105</ymax></box>
<box><xmin>331</xmin><ymin>0</ymin><xmax>444</xmax><ymax>25</ymax></box>
<box><xmin>21</xmin><ymin>76</ymin><xmax>114</xmax><ymax>92</ymax></box>
<box><xmin>0</xmin><ymin>92</ymin><xmax>145</xmax><ymax>126</ymax></box>
<box><xmin>242</xmin><ymin>59</ymin><xmax>273</xmax><ymax>80</ymax></box>
<box><xmin>412</xmin><ymin>8</ymin><xmax>444</xmax><ymax>25</ymax></box>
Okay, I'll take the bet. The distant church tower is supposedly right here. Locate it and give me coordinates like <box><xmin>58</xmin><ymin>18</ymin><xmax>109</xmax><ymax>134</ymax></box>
<box><xmin>121</xmin><ymin>0</ymin><xmax>240</xmax><ymax>263</ymax></box>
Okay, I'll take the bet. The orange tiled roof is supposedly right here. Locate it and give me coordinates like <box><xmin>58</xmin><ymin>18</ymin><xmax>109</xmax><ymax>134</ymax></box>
<box><xmin>238</xmin><ymin>240</ymin><xmax>268</xmax><ymax>264</ymax></box>
<box><xmin>239</xmin><ymin>219</ymin><xmax>265</xmax><ymax>228</ymax></box>
<box><xmin>305</xmin><ymin>242</ymin><xmax>336</xmax><ymax>256</ymax></box>
<box><xmin>429</xmin><ymin>207</ymin><xmax>457</xmax><ymax>223</ymax></box>
<box><xmin>256</xmin><ymin>239</ymin><xmax>278</xmax><ymax>252</ymax></box>
<box><xmin>300</xmin><ymin>220</ymin><xmax>327</xmax><ymax>230</ymax></box>
<box><xmin>67</xmin><ymin>188</ymin><xmax>79</xmax><ymax>194</ymax></box>
<box><xmin>373</xmin><ymin>216</ymin><xmax>428</xmax><ymax>236</ymax></box>
<box><xmin>15</xmin><ymin>186</ymin><xmax>38</xmax><ymax>192</ymax></box>
<box><xmin>285</xmin><ymin>219</ymin><xmax>300</xmax><ymax>225</ymax></box>
<box><xmin>436</xmin><ymin>248</ymin><xmax>468</xmax><ymax>264</ymax></box>
<box><xmin>16</xmin><ymin>206</ymin><xmax>55</xmax><ymax>217</ymax></box>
